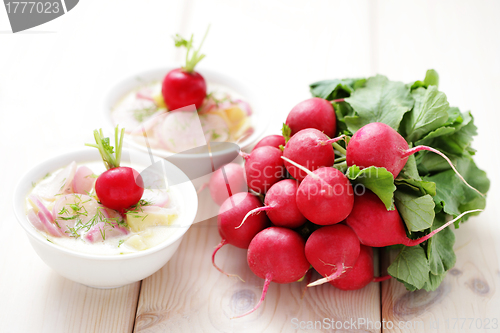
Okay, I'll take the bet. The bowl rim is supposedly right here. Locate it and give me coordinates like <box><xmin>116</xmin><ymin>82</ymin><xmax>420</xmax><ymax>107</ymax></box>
<box><xmin>102</xmin><ymin>66</ymin><xmax>268</xmax><ymax>158</ymax></box>
<box><xmin>12</xmin><ymin>148</ymin><xmax>198</xmax><ymax>261</ymax></box>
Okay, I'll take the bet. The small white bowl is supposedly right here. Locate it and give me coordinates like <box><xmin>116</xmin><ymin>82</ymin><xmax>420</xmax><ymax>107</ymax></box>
<box><xmin>13</xmin><ymin>149</ymin><xmax>198</xmax><ymax>288</ymax></box>
<box><xmin>102</xmin><ymin>67</ymin><xmax>268</xmax><ymax>177</ymax></box>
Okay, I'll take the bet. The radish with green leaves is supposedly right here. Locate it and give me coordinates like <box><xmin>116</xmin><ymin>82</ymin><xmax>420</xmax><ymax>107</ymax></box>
<box><xmin>234</xmin><ymin>227</ymin><xmax>310</xmax><ymax>318</ymax></box>
<box><xmin>346</xmin><ymin>190</ymin><xmax>483</xmax><ymax>247</ymax></box>
<box><xmin>346</xmin><ymin>122</ymin><xmax>483</xmax><ymax>196</ymax></box>
<box><xmin>162</xmin><ymin>27</ymin><xmax>210</xmax><ymax>110</ymax></box>
<box><xmin>86</xmin><ymin>127</ymin><xmax>144</xmax><ymax>213</ymax></box>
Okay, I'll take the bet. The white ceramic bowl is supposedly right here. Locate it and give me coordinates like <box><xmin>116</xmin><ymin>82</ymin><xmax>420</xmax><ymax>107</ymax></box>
<box><xmin>102</xmin><ymin>67</ymin><xmax>268</xmax><ymax>177</ymax></box>
<box><xmin>13</xmin><ymin>149</ymin><xmax>198</xmax><ymax>288</ymax></box>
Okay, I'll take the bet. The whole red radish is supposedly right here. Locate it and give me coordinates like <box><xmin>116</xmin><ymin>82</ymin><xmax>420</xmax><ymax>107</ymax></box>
<box><xmin>213</xmin><ymin>192</ymin><xmax>269</xmax><ymax>279</ymax></box>
<box><xmin>346</xmin><ymin>122</ymin><xmax>483</xmax><ymax>196</ymax></box>
<box><xmin>162</xmin><ymin>28</ymin><xmax>210</xmax><ymax>110</ymax></box>
<box><xmin>346</xmin><ymin>191</ymin><xmax>408</xmax><ymax>247</ymax></box>
<box><xmin>208</xmin><ymin>163</ymin><xmax>246</xmax><ymax>206</ymax></box>
<box><xmin>330</xmin><ymin>245</ymin><xmax>374</xmax><ymax>290</ymax></box>
<box><xmin>86</xmin><ymin>127</ymin><xmax>144</xmax><ymax>213</ymax></box>
<box><xmin>252</xmin><ymin>135</ymin><xmax>286</xmax><ymax>151</ymax></box>
<box><xmin>285</xmin><ymin>160</ymin><xmax>353</xmax><ymax>225</ymax></box>
<box><xmin>283</xmin><ymin>128</ymin><xmax>341</xmax><ymax>182</ymax></box>
<box><xmin>305</xmin><ymin>224</ymin><xmax>360</xmax><ymax>287</ymax></box>
<box><xmin>346</xmin><ymin>190</ymin><xmax>483</xmax><ymax>247</ymax></box>
<box><xmin>237</xmin><ymin>179</ymin><xmax>306</xmax><ymax>229</ymax></box>
<box><xmin>242</xmin><ymin>146</ymin><xmax>285</xmax><ymax>194</ymax></box>
<box><xmin>286</xmin><ymin>98</ymin><xmax>337</xmax><ymax>137</ymax></box>
<box><xmin>234</xmin><ymin>227</ymin><xmax>310</xmax><ymax>318</ymax></box>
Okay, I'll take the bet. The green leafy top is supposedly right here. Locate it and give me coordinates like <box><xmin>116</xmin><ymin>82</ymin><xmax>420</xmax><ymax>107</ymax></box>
<box><xmin>174</xmin><ymin>25</ymin><xmax>210</xmax><ymax>73</ymax></box>
<box><xmin>85</xmin><ymin>126</ymin><xmax>124</xmax><ymax>170</ymax></box>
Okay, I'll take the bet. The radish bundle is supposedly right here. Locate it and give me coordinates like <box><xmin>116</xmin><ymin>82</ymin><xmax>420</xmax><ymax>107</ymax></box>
<box><xmin>211</xmin><ymin>70</ymin><xmax>489</xmax><ymax>318</ymax></box>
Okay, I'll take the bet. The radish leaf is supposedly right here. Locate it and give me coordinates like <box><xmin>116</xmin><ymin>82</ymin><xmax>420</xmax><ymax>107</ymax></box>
<box><xmin>346</xmin><ymin>165</ymin><xmax>396</xmax><ymax>210</ymax></box>
<box><xmin>388</xmin><ymin>245</ymin><xmax>430</xmax><ymax>290</ymax></box>
<box><xmin>345</xmin><ymin>75</ymin><xmax>414</xmax><ymax>132</ymax></box>
<box><xmin>404</xmin><ymin>86</ymin><xmax>449</xmax><ymax>142</ymax></box>
<box><xmin>394</xmin><ymin>191</ymin><xmax>435</xmax><ymax>232</ymax></box>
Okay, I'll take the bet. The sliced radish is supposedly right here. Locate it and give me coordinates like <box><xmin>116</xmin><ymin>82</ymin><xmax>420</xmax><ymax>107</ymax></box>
<box><xmin>141</xmin><ymin>189</ymin><xmax>169</xmax><ymax>207</ymax></box>
<box><xmin>52</xmin><ymin>194</ymin><xmax>101</xmax><ymax>236</ymax></box>
<box><xmin>200</xmin><ymin>113</ymin><xmax>229</xmax><ymax>142</ymax></box>
<box><xmin>28</xmin><ymin>194</ymin><xmax>54</xmax><ymax>222</ymax></box>
<box><xmin>84</xmin><ymin>221</ymin><xmax>129</xmax><ymax>243</ymax></box>
<box><xmin>38</xmin><ymin>211</ymin><xmax>64</xmax><ymax>237</ymax></box>
<box><xmin>72</xmin><ymin>166</ymin><xmax>96</xmax><ymax>195</ymax></box>
<box><xmin>156</xmin><ymin>110</ymin><xmax>207</xmax><ymax>153</ymax></box>
<box><xmin>129</xmin><ymin>110</ymin><xmax>167</xmax><ymax>135</ymax></box>
<box><xmin>235</xmin><ymin>99</ymin><xmax>252</xmax><ymax>116</ymax></box>
<box><xmin>35</xmin><ymin>161</ymin><xmax>77</xmax><ymax>201</ymax></box>
<box><xmin>27</xmin><ymin>209</ymin><xmax>45</xmax><ymax>232</ymax></box>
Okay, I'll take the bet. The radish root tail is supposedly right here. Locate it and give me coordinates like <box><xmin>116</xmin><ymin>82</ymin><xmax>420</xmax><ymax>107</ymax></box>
<box><xmin>403</xmin><ymin>146</ymin><xmax>485</xmax><ymax>197</ymax></box>
<box><xmin>231</xmin><ymin>274</ymin><xmax>272</xmax><ymax>319</ymax></box>
<box><xmin>235</xmin><ymin>206</ymin><xmax>271</xmax><ymax>229</ymax></box>
<box><xmin>196</xmin><ymin>182</ymin><xmax>208</xmax><ymax>194</ymax></box>
<box><xmin>373</xmin><ymin>275</ymin><xmax>392</xmax><ymax>283</ymax></box>
<box><xmin>281</xmin><ymin>156</ymin><xmax>318</xmax><ymax>180</ymax></box>
<box><xmin>212</xmin><ymin>239</ymin><xmax>245</xmax><ymax>282</ymax></box>
<box><xmin>301</xmin><ymin>269</ymin><xmax>314</xmax><ymax>299</ymax></box>
<box><xmin>239</xmin><ymin>151</ymin><xmax>250</xmax><ymax>160</ymax></box>
<box><xmin>307</xmin><ymin>263</ymin><xmax>344</xmax><ymax>287</ymax></box>
<box><xmin>404</xmin><ymin>209</ymin><xmax>484</xmax><ymax>247</ymax></box>
<box><xmin>321</xmin><ymin>134</ymin><xmax>346</xmax><ymax>146</ymax></box>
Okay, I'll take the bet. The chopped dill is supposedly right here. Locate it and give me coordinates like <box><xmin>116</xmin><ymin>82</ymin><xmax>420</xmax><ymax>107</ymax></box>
<box><xmin>133</xmin><ymin>106</ymin><xmax>157</xmax><ymax>122</ymax></box>
<box><xmin>118</xmin><ymin>240</ymin><xmax>125</xmax><ymax>248</ymax></box>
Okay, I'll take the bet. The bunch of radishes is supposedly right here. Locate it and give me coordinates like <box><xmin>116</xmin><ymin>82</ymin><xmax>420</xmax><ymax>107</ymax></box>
<box><xmin>208</xmin><ymin>70</ymin><xmax>489</xmax><ymax>318</ymax></box>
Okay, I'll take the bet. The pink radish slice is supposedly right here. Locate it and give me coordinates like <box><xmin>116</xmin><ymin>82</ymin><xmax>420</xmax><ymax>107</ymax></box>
<box><xmin>27</xmin><ymin>209</ymin><xmax>45</xmax><ymax>232</ymax></box>
<box><xmin>38</xmin><ymin>211</ymin><xmax>64</xmax><ymax>237</ymax></box>
<box><xmin>235</xmin><ymin>99</ymin><xmax>252</xmax><ymax>116</ymax></box>
<box><xmin>35</xmin><ymin>161</ymin><xmax>77</xmax><ymax>200</ymax></box>
<box><xmin>84</xmin><ymin>221</ymin><xmax>129</xmax><ymax>243</ymax></box>
<box><xmin>72</xmin><ymin>166</ymin><xmax>96</xmax><ymax>195</ymax></box>
<box><xmin>52</xmin><ymin>194</ymin><xmax>101</xmax><ymax>236</ymax></box>
<box><xmin>28</xmin><ymin>194</ymin><xmax>54</xmax><ymax>222</ymax></box>
<box><xmin>141</xmin><ymin>189</ymin><xmax>169</xmax><ymax>207</ymax></box>
<box><xmin>129</xmin><ymin>110</ymin><xmax>166</xmax><ymax>135</ymax></box>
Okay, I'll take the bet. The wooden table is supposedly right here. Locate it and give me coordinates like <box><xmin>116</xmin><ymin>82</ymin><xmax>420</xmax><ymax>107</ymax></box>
<box><xmin>1</xmin><ymin>1</ymin><xmax>499</xmax><ymax>332</ymax></box>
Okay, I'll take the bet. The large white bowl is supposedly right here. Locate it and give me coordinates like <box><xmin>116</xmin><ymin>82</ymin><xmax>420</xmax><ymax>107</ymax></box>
<box><xmin>13</xmin><ymin>149</ymin><xmax>198</xmax><ymax>288</ymax></box>
<box><xmin>102</xmin><ymin>67</ymin><xmax>268</xmax><ymax>177</ymax></box>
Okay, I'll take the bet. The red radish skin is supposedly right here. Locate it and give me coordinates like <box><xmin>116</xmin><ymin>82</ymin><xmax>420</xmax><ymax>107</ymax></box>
<box><xmin>346</xmin><ymin>122</ymin><xmax>483</xmax><ymax>196</ymax></box>
<box><xmin>252</xmin><ymin>135</ymin><xmax>286</xmax><ymax>151</ymax></box>
<box><xmin>162</xmin><ymin>68</ymin><xmax>207</xmax><ymax>110</ymax></box>
<box><xmin>242</xmin><ymin>146</ymin><xmax>285</xmax><ymax>194</ymax></box>
<box><xmin>291</xmin><ymin>165</ymin><xmax>354</xmax><ymax>225</ymax></box>
<box><xmin>330</xmin><ymin>245</ymin><xmax>374</xmax><ymax>291</ymax></box>
<box><xmin>305</xmin><ymin>224</ymin><xmax>360</xmax><ymax>287</ymax></box>
<box><xmin>208</xmin><ymin>163</ymin><xmax>247</xmax><ymax>205</ymax></box>
<box><xmin>213</xmin><ymin>192</ymin><xmax>270</xmax><ymax>279</ymax></box>
<box><xmin>234</xmin><ymin>227</ymin><xmax>310</xmax><ymax>318</ymax></box>
<box><xmin>237</xmin><ymin>179</ymin><xmax>306</xmax><ymax>229</ymax></box>
<box><xmin>95</xmin><ymin>167</ymin><xmax>144</xmax><ymax>212</ymax></box>
<box><xmin>286</xmin><ymin>98</ymin><xmax>337</xmax><ymax>138</ymax></box>
<box><xmin>283</xmin><ymin>129</ymin><xmax>337</xmax><ymax>182</ymax></box>
<box><xmin>346</xmin><ymin>190</ymin><xmax>483</xmax><ymax>247</ymax></box>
